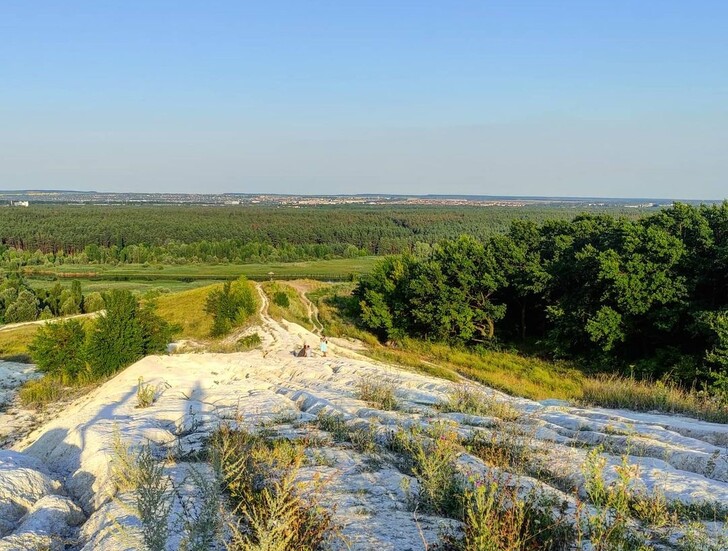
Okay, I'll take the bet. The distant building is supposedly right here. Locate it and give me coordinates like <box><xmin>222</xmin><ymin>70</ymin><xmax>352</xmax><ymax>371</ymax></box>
<box><xmin>11</xmin><ymin>200</ymin><xmax>29</xmax><ymax>207</ymax></box>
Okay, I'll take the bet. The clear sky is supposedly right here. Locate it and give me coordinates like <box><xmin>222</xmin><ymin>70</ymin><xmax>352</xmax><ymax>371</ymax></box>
<box><xmin>1</xmin><ymin>1</ymin><xmax>727</xmax><ymax>199</ymax></box>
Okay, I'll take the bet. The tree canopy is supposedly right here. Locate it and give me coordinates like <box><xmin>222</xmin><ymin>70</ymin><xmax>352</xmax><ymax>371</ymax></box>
<box><xmin>356</xmin><ymin>203</ymin><xmax>728</xmax><ymax>393</ymax></box>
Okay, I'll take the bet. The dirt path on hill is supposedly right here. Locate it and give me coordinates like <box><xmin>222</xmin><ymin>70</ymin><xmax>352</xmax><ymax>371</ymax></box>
<box><xmin>285</xmin><ymin>280</ymin><xmax>324</xmax><ymax>334</ymax></box>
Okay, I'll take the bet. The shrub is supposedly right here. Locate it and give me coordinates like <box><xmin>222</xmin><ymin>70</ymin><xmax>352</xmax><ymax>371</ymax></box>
<box><xmin>273</xmin><ymin>291</ymin><xmax>290</xmax><ymax>308</ymax></box>
<box><xmin>209</xmin><ymin>426</ymin><xmax>334</xmax><ymax>550</ymax></box>
<box><xmin>390</xmin><ymin>423</ymin><xmax>463</xmax><ymax>516</ymax></box>
<box><xmin>136</xmin><ymin>377</ymin><xmax>156</xmax><ymax>408</ymax></box>
<box><xmin>439</xmin><ymin>385</ymin><xmax>520</xmax><ymax>421</ymax></box>
<box><xmin>135</xmin><ymin>445</ymin><xmax>172</xmax><ymax>551</ymax></box>
<box><xmin>28</xmin><ymin>319</ymin><xmax>88</xmax><ymax>382</ymax></box>
<box><xmin>316</xmin><ymin>412</ymin><xmax>349</xmax><ymax>442</ymax></box>
<box><xmin>4</xmin><ymin>289</ymin><xmax>39</xmax><ymax>323</ymax></box>
<box><xmin>447</xmin><ymin>474</ymin><xmax>573</xmax><ymax>551</ymax></box>
<box><xmin>87</xmin><ymin>290</ymin><xmax>172</xmax><ymax>378</ymax></box>
<box><xmin>578</xmin><ymin>448</ymin><xmax>646</xmax><ymax>550</ymax></box>
<box><xmin>110</xmin><ymin>433</ymin><xmax>172</xmax><ymax>551</ymax></box>
<box><xmin>355</xmin><ymin>377</ymin><xmax>399</xmax><ymax>410</ymax></box>
<box><xmin>237</xmin><ymin>333</ymin><xmax>262</xmax><ymax>350</ymax></box>
<box><xmin>463</xmin><ymin>424</ymin><xmax>533</xmax><ymax>473</ymax></box>
<box><xmin>205</xmin><ymin>278</ymin><xmax>258</xmax><ymax>337</ymax></box>
<box><xmin>83</xmin><ymin>291</ymin><xmax>105</xmax><ymax>312</ymax></box>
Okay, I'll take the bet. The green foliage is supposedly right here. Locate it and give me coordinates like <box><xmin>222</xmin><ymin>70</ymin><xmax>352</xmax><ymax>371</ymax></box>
<box><xmin>0</xmin><ymin>274</ymin><xmax>95</xmax><ymax>325</ymax></box>
<box><xmin>355</xmin><ymin>377</ymin><xmax>399</xmax><ymax>410</ymax></box>
<box><xmin>450</xmin><ymin>476</ymin><xmax>573</xmax><ymax>551</ymax></box>
<box><xmin>390</xmin><ymin>423</ymin><xmax>463</xmax><ymax>516</ymax></box>
<box><xmin>136</xmin><ymin>377</ymin><xmax>157</xmax><ymax>408</ymax></box>
<box><xmin>209</xmin><ymin>426</ymin><xmax>334</xmax><ymax>550</ymax></box>
<box><xmin>135</xmin><ymin>445</ymin><xmax>172</xmax><ymax>551</ymax></box>
<box><xmin>204</xmin><ymin>277</ymin><xmax>257</xmax><ymax>336</ymax></box>
<box><xmin>356</xmin><ymin>202</ymin><xmax>728</xmax><ymax>393</ymax></box>
<box><xmin>28</xmin><ymin>319</ymin><xmax>88</xmax><ymax>381</ymax></box>
<box><xmin>272</xmin><ymin>291</ymin><xmax>290</xmax><ymax>308</ymax></box>
<box><xmin>4</xmin><ymin>289</ymin><xmax>39</xmax><ymax>323</ymax></box>
<box><xmin>83</xmin><ymin>291</ymin><xmax>105</xmax><ymax>312</ymax></box>
<box><xmin>237</xmin><ymin>332</ymin><xmax>262</xmax><ymax>350</ymax></box>
<box><xmin>87</xmin><ymin>289</ymin><xmax>172</xmax><ymax>378</ymax></box>
<box><xmin>0</xmin><ymin>203</ymin><xmax>632</xmax><ymax>266</ymax></box>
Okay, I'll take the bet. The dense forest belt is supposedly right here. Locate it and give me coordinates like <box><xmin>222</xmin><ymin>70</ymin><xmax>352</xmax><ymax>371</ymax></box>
<box><xmin>0</xmin><ymin>204</ymin><xmax>644</xmax><ymax>264</ymax></box>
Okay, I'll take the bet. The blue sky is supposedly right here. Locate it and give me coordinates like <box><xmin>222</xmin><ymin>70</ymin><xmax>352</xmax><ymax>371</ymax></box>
<box><xmin>1</xmin><ymin>1</ymin><xmax>727</xmax><ymax>198</ymax></box>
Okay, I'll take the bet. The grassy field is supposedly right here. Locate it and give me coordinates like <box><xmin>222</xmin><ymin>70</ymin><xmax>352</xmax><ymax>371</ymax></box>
<box><xmin>152</xmin><ymin>283</ymin><xmax>221</xmax><ymax>341</ymax></box>
<box><xmin>0</xmin><ymin>324</ymin><xmax>40</xmax><ymax>362</ymax></box>
<box><xmin>25</xmin><ymin>278</ymin><xmax>223</xmax><ymax>294</ymax></box>
<box><xmin>18</xmin><ymin>257</ymin><xmax>378</xmax><ymax>282</ymax></box>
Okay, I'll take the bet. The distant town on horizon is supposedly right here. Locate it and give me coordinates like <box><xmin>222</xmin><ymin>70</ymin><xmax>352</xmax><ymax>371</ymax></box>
<box><xmin>0</xmin><ymin>189</ymin><xmax>720</xmax><ymax>209</ymax></box>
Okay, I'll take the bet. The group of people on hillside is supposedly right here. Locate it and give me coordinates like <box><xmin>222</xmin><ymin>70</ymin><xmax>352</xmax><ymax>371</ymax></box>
<box><xmin>297</xmin><ymin>335</ymin><xmax>328</xmax><ymax>357</ymax></box>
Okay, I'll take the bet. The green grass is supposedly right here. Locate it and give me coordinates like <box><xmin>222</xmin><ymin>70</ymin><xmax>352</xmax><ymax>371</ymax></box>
<box><xmin>153</xmin><ymin>280</ymin><xmax>260</xmax><ymax>342</ymax></box>
<box><xmin>153</xmin><ymin>284</ymin><xmax>221</xmax><ymax>341</ymax></box>
<box><xmin>19</xmin><ymin>256</ymin><xmax>378</xmax><ymax>282</ymax></box>
<box><xmin>309</xmin><ymin>283</ymin><xmax>583</xmax><ymax>401</ymax></box>
<box><xmin>0</xmin><ymin>324</ymin><xmax>40</xmax><ymax>362</ymax></box>
<box><xmin>261</xmin><ymin>281</ymin><xmax>314</xmax><ymax>330</ymax></box>
<box><xmin>582</xmin><ymin>375</ymin><xmax>728</xmax><ymax>424</ymax></box>
<box><xmin>26</xmin><ymin>278</ymin><xmax>222</xmax><ymax>294</ymax></box>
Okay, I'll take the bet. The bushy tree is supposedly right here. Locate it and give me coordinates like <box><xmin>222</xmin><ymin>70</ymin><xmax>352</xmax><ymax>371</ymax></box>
<box><xmin>356</xmin><ymin>237</ymin><xmax>507</xmax><ymax>344</ymax></box>
<box><xmin>28</xmin><ymin>319</ymin><xmax>88</xmax><ymax>382</ymax></box>
<box><xmin>205</xmin><ymin>278</ymin><xmax>258</xmax><ymax>336</ymax></box>
<box><xmin>87</xmin><ymin>290</ymin><xmax>172</xmax><ymax>378</ymax></box>
<box><xmin>4</xmin><ymin>289</ymin><xmax>39</xmax><ymax>323</ymax></box>
<box><xmin>83</xmin><ymin>292</ymin><xmax>105</xmax><ymax>312</ymax></box>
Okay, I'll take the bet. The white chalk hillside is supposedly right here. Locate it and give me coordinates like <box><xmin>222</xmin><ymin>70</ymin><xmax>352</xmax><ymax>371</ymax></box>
<box><xmin>1</xmin><ymin>288</ymin><xmax>727</xmax><ymax>550</ymax></box>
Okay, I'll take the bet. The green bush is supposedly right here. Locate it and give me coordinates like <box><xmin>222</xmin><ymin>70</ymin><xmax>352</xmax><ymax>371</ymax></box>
<box><xmin>273</xmin><ymin>291</ymin><xmax>290</xmax><ymax>308</ymax></box>
<box><xmin>28</xmin><ymin>319</ymin><xmax>88</xmax><ymax>382</ymax></box>
<box><xmin>83</xmin><ymin>291</ymin><xmax>105</xmax><ymax>312</ymax></box>
<box><xmin>87</xmin><ymin>289</ymin><xmax>173</xmax><ymax>378</ymax></box>
<box><xmin>204</xmin><ymin>277</ymin><xmax>258</xmax><ymax>337</ymax></box>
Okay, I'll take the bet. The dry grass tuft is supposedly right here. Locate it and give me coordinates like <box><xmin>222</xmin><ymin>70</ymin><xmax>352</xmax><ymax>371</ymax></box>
<box><xmin>581</xmin><ymin>375</ymin><xmax>728</xmax><ymax>423</ymax></box>
<box><xmin>209</xmin><ymin>425</ymin><xmax>335</xmax><ymax>551</ymax></box>
<box><xmin>439</xmin><ymin>385</ymin><xmax>520</xmax><ymax>421</ymax></box>
<box><xmin>355</xmin><ymin>377</ymin><xmax>399</xmax><ymax>410</ymax></box>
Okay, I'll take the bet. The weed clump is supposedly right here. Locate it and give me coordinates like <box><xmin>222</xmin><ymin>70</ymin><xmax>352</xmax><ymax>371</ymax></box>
<box><xmin>209</xmin><ymin>425</ymin><xmax>335</xmax><ymax>550</ymax></box>
<box><xmin>389</xmin><ymin>423</ymin><xmax>463</xmax><ymax>516</ymax></box>
<box><xmin>356</xmin><ymin>377</ymin><xmax>399</xmax><ymax>410</ymax></box>
<box><xmin>439</xmin><ymin>385</ymin><xmax>520</xmax><ymax>421</ymax></box>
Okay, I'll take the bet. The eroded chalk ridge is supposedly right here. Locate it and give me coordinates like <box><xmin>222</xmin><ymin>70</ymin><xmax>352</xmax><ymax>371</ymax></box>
<box><xmin>2</xmin><ymin>312</ymin><xmax>727</xmax><ymax>550</ymax></box>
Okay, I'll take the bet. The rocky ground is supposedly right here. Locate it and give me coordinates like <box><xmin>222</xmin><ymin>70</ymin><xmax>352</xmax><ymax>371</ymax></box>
<box><xmin>0</xmin><ymin>288</ymin><xmax>727</xmax><ymax>550</ymax></box>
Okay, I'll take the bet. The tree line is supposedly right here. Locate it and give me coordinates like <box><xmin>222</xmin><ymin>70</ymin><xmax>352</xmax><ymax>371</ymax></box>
<box><xmin>355</xmin><ymin>203</ymin><xmax>728</xmax><ymax>394</ymax></box>
<box><xmin>0</xmin><ymin>204</ymin><xmax>641</xmax><ymax>266</ymax></box>
<box><xmin>0</xmin><ymin>274</ymin><xmax>104</xmax><ymax>324</ymax></box>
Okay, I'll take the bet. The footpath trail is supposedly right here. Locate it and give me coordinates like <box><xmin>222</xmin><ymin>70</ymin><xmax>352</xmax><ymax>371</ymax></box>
<box><xmin>0</xmin><ymin>287</ymin><xmax>726</xmax><ymax>549</ymax></box>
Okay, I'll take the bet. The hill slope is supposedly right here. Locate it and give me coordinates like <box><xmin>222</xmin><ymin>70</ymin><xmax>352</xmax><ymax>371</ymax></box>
<box><xmin>1</xmin><ymin>287</ymin><xmax>727</xmax><ymax>550</ymax></box>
